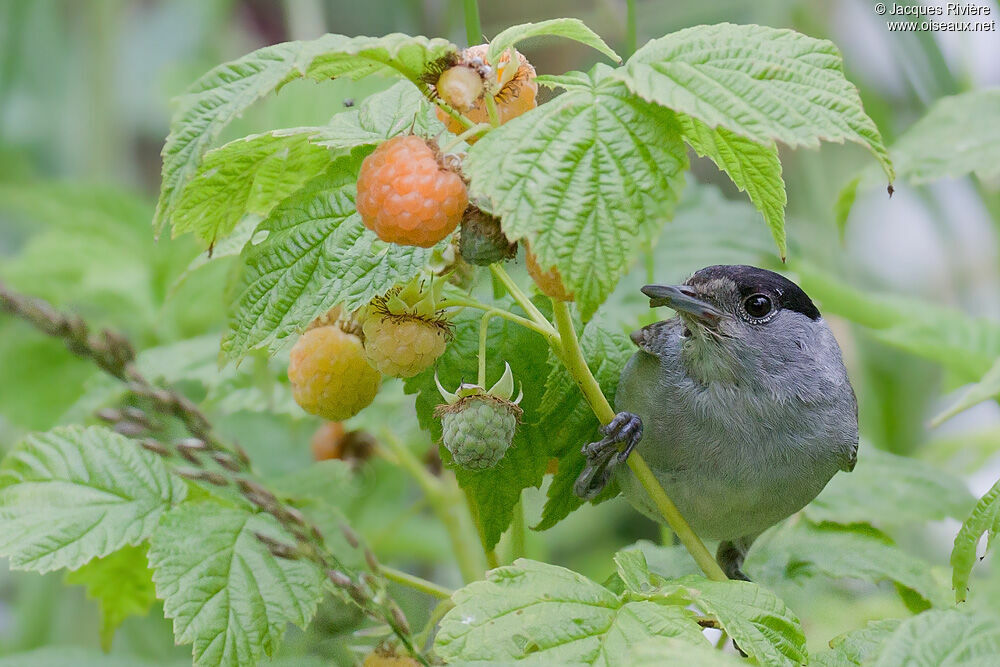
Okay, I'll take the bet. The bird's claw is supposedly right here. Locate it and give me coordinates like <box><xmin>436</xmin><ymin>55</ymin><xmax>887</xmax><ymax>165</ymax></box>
<box><xmin>573</xmin><ymin>412</ymin><xmax>643</xmax><ymax>500</ymax></box>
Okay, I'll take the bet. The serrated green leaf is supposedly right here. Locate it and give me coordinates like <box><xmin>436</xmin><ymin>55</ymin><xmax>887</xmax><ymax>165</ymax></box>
<box><xmin>149</xmin><ymin>501</ymin><xmax>326</xmax><ymax>667</ymax></box>
<box><xmin>301</xmin><ymin>33</ymin><xmax>457</xmax><ymax>83</ymax></box>
<box><xmin>404</xmin><ymin>305</ymin><xmax>551</xmax><ymax>549</ymax></box>
<box><xmin>171</xmin><ymin>129</ymin><xmax>332</xmax><ymax>244</ymax></box>
<box><xmin>154</xmin><ymin>38</ymin><xmax>335</xmax><ymax>234</ymax></box>
<box><xmin>810</xmin><ymin>620</ymin><xmax>901</xmax><ymax>667</ymax></box>
<box><xmin>629</xmin><ymin>637</ymin><xmax>744</xmax><ymax>666</ymax></box>
<box><xmin>64</xmin><ymin>544</ymin><xmax>157</xmax><ymax>651</ymax></box>
<box><xmin>677</xmin><ymin>114</ymin><xmax>787</xmax><ymax>259</ymax></box>
<box><xmin>464</xmin><ymin>64</ymin><xmax>688</xmax><ymax>318</ymax></box>
<box><xmin>154</xmin><ymin>34</ymin><xmax>456</xmax><ymax>235</ymax></box>
<box><xmin>951</xmin><ymin>477</ymin><xmax>1000</xmax><ymax>603</ymax></box>
<box><xmin>658</xmin><ymin>576</ymin><xmax>807</xmax><ymax>667</ymax></box>
<box><xmin>536</xmin><ymin>321</ymin><xmax>633</xmax><ymax>530</ymax></box>
<box><xmin>435</xmin><ymin>559</ymin><xmax>706</xmax><ymax>665</ymax></box>
<box><xmin>757</xmin><ymin>522</ymin><xmax>950</xmax><ymax>609</ymax></box>
<box><xmin>0</xmin><ymin>425</ymin><xmax>186</xmax><ymax>573</ymax></box>
<box><xmin>622</xmin><ymin>23</ymin><xmax>893</xmax><ymax>182</ymax></box>
<box><xmin>931</xmin><ymin>357</ymin><xmax>1000</xmax><ymax>427</ymax></box>
<box><xmin>892</xmin><ymin>88</ymin><xmax>1000</xmax><ymax>186</ymax></box>
<box><xmin>870</xmin><ymin>608</ymin><xmax>1000</xmax><ymax>667</ymax></box>
<box><xmin>222</xmin><ymin>156</ymin><xmax>434</xmax><ymax>361</ymax></box>
<box><xmin>486</xmin><ymin>19</ymin><xmax>621</xmax><ymax>65</ymax></box>
<box><xmin>311</xmin><ymin>80</ymin><xmax>443</xmax><ymax>151</ymax></box>
<box><xmin>805</xmin><ymin>447</ymin><xmax>974</xmax><ymax>525</ymax></box>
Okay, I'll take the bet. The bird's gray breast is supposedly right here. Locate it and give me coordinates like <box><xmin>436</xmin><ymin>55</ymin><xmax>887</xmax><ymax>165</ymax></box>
<box><xmin>614</xmin><ymin>321</ymin><xmax>856</xmax><ymax>540</ymax></box>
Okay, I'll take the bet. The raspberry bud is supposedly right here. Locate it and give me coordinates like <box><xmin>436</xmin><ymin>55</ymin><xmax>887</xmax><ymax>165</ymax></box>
<box><xmin>459</xmin><ymin>207</ymin><xmax>516</xmax><ymax>266</ymax></box>
<box><xmin>288</xmin><ymin>325</ymin><xmax>381</xmax><ymax>421</ymax></box>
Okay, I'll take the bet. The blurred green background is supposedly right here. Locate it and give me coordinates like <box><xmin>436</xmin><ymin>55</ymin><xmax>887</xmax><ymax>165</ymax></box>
<box><xmin>1</xmin><ymin>0</ymin><xmax>998</xmax><ymax>665</ymax></box>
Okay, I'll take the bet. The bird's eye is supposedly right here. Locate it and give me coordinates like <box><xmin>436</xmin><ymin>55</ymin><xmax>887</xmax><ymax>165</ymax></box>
<box><xmin>743</xmin><ymin>294</ymin><xmax>773</xmax><ymax>319</ymax></box>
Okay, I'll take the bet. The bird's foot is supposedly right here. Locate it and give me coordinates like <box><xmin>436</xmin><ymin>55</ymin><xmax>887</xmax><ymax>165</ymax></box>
<box><xmin>573</xmin><ymin>411</ymin><xmax>643</xmax><ymax>500</ymax></box>
<box><xmin>716</xmin><ymin>540</ymin><xmax>752</xmax><ymax>582</ymax></box>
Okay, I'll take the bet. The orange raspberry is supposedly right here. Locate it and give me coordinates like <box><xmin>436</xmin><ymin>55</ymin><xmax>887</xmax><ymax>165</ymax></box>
<box><xmin>526</xmin><ymin>248</ymin><xmax>574</xmax><ymax>302</ymax></box>
<box><xmin>310</xmin><ymin>421</ymin><xmax>347</xmax><ymax>461</ymax></box>
<box><xmin>288</xmin><ymin>325</ymin><xmax>381</xmax><ymax>421</ymax></box>
<box><xmin>436</xmin><ymin>44</ymin><xmax>537</xmax><ymax>138</ymax></box>
<box><xmin>356</xmin><ymin>136</ymin><xmax>468</xmax><ymax>248</ymax></box>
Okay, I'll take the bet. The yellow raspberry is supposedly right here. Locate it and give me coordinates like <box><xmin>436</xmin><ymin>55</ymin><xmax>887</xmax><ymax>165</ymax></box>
<box><xmin>288</xmin><ymin>325</ymin><xmax>381</xmax><ymax>421</ymax></box>
<box><xmin>362</xmin><ymin>313</ymin><xmax>448</xmax><ymax>378</ymax></box>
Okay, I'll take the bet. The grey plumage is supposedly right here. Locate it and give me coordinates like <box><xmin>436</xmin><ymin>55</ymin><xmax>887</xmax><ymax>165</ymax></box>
<box><xmin>576</xmin><ymin>265</ymin><xmax>858</xmax><ymax>579</ymax></box>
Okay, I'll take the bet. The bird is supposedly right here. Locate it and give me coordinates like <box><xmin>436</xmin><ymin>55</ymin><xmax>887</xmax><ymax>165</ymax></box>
<box><xmin>574</xmin><ymin>265</ymin><xmax>858</xmax><ymax>581</ymax></box>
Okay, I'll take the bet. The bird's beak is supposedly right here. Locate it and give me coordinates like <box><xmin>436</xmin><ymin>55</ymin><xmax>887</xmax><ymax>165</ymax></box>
<box><xmin>641</xmin><ymin>284</ymin><xmax>723</xmax><ymax>325</ymax></box>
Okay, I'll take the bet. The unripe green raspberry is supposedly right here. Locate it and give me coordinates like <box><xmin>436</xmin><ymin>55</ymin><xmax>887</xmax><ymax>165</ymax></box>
<box><xmin>362</xmin><ymin>313</ymin><xmax>448</xmax><ymax>378</ymax></box>
<box><xmin>438</xmin><ymin>396</ymin><xmax>519</xmax><ymax>469</ymax></box>
<box><xmin>459</xmin><ymin>207</ymin><xmax>516</xmax><ymax>266</ymax></box>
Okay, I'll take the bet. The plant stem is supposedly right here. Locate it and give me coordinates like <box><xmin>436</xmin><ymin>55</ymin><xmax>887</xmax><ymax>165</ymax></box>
<box><xmin>440</xmin><ymin>123</ymin><xmax>492</xmax><ymax>152</ymax></box>
<box><xmin>416</xmin><ymin>598</ymin><xmax>456</xmax><ymax>649</ymax></box>
<box><xmin>489</xmin><ymin>264</ymin><xmax>558</xmax><ymax>339</ymax></box>
<box><xmin>463</xmin><ymin>0</ymin><xmax>482</xmax><ymax>45</ymax></box>
<box><xmin>380</xmin><ymin>565</ymin><xmax>453</xmax><ymax>600</ymax></box>
<box><xmin>379</xmin><ymin>432</ymin><xmax>484</xmax><ymax>583</ymax></box>
<box><xmin>433</xmin><ymin>98</ymin><xmax>476</xmax><ymax>130</ymax></box>
<box><xmin>510</xmin><ymin>495</ymin><xmax>526</xmax><ymax>562</ymax></box>
<box><xmin>549</xmin><ymin>301</ymin><xmax>727</xmax><ymax>582</ymax></box>
<box><xmin>442</xmin><ymin>295</ymin><xmax>555</xmax><ymax>340</ymax></box>
<box><xmin>484</xmin><ymin>94</ymin><xmax>501</xmax><ymax>127</ymax></box>
<box><xmin>478</xmin><ymin>311</ymin><xmax>491</xmax><ymax>387</ymax></box>
<box><xmin>625</xmin><ymin>0</ymin><xmax>638</xmax><ymax>58</ymax></box>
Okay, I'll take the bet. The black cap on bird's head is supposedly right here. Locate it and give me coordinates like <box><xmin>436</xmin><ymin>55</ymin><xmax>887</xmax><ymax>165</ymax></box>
<box><xmin>642</xmin><ymin>265</ymin><xmax>820</xmax><ymax>326</ymax></box>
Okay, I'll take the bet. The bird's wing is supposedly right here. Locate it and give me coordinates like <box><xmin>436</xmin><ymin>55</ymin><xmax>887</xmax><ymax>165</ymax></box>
<box><xmin>629</xmin><ymin>321</ymin><xmax>672</xmax><ymax>357</ymax></box>
<box><xmin>842</xmin><ymin>440</ymin><xmax>858</xmax><ymax>472</ymax></box>
<box><xmin>840</xmin><ymin>387</ymin><xmax>859</xmax><ymax>472</ymax></box>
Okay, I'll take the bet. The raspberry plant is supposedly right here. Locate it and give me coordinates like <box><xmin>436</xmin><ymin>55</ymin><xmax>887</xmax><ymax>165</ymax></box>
<box><xmin>3</xmin><ymin>8</ymin><xmax>1000</xmax><ymax>667</ymax></box>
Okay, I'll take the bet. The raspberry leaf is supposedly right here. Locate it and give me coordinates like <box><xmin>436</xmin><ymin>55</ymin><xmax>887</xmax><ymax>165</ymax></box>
<box><xmin>867</xmin><ymin>609</ymin><xmax>1000</xmax><ymax>667</ymax></box>
<box><xmin>64</xmin><ymin>544</ymin><xmax>157</xmax><ymax>651</ymax></box>
<box><xmin>487</xmin><ymin>19</ymin><xmax>621</xmax><ymax>65</ymax></box>
<box><xmin>810</xmin><ymin>620</ymin><xmax>900</xmax><ymax>667</ymax></box>
<box><xmin>404</xmin><ymin>304</ymin><xmax>551</xmax><ymax>549</ymax></box>
<box><xmin>222</xmin><ymin>155</ymin><xmax>435</xmax><ymax>361</ymax></box>
<box><xmin>655</xmin><ymin>576</ymin><xmax>808</xmax><ymax>667</ymax></box>
<box><xmin>536</xmin><ymin>321</ymin><xmax>633</xmax><ymax>530</ymax></box>
<box><xmin>312</xmin><ymin>80</ymin><xmax>444</xmax><ymax>151</ymax></box>
<box><xmin>301</xmin><ymin>33</ymin><xmax>457</xmax><ymax>84</ymax></box>
<box><xmin>149</xmin><ymin>501</ymin><xmax>325</xmax><ymax>667</ymax></box>
<box><xmin>0</xmin><ymin>425</ymin><xmax>186</xmax><ymax>572</ymax></box>
<box><xmin>464</xmin><ymin>65</ymin><xmax>689</xmax><ymax>318</ymax></box>
<box><xmin>154</xmin><ymin>34</ymin><xmax>456</xmax><ymax>236</ymax></box>
<box><xmin>677</xmin><ymin>114</ymin><xmax>787</xmax><ymax>260</ymax></box>
<box><xmin>951</xmin><ymin>476</ymin><xmax>1000</xmax><ymax>603</ymax></box>
<box><xmin>434</xmin><ymin>559</ymin><xmax>706</xmax><ymax>664</ymax></box>
<box><xmin>754</xmin><ymin>522</ymin><xmax>950</xmax><ymax>610</ymax></box>
<box><xmin>620</xmin><ymin>23</ymin><xmax>893</xmax><ymax>183</ymax></box>
<box><xmin>171</xmin><ymin>129</ymin><xmax>332</xmax><ymax>245</ymax></box>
